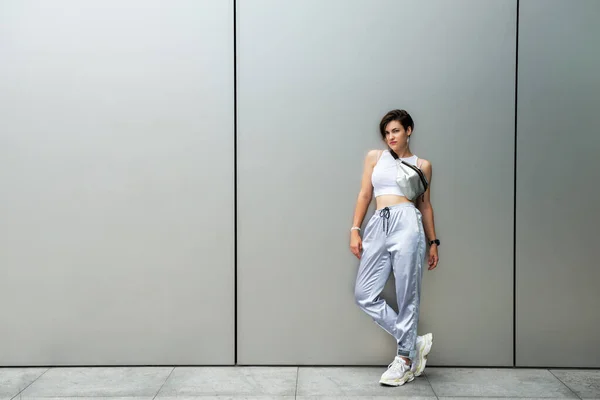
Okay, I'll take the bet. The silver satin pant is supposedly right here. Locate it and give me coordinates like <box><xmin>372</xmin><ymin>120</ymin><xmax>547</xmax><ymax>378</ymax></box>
<box><xmin>354</xmin><ymin>202</ymin><xmax>426</xmax><ymax>359</ymax></box>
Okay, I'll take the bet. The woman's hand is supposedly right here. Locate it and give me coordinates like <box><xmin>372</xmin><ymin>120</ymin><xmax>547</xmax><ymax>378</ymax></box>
<box><xmin>428</xmin><ymin>245</ymin><xmax>439</xmax><ymax>270</ymax></box>
<box><xmin>350</xmin><ymin>231</ymin><xmax>363</xmax><ymax>259</ymax></box>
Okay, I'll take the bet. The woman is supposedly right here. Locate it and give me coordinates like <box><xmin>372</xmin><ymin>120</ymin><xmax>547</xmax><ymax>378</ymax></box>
<box><xmin>351</xmin><ymin>109</ymin><xmax>439</xmax><ymax>386</ymax></box>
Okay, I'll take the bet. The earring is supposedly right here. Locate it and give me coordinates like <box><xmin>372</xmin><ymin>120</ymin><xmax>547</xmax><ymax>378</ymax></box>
<box><xmin>407</xmin><ymin>136</ymin><xmax>410</xmax><ymax>144</ymax></box>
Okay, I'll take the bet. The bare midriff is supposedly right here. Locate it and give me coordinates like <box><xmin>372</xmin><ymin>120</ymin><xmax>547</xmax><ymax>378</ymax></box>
<box><xmin>375</xmin><ymin>194</ymin><xmax>413</xmax><ymax>210</ymax></box>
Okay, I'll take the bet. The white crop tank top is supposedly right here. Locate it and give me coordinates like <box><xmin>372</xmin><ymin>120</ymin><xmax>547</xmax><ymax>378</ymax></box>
<box><xmin>371</xmin><ymin>150</ymin><xmax>420</xmax><ymax>198</ymax></box>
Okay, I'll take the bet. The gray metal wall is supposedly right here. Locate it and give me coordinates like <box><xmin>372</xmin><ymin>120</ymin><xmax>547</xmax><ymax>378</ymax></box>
<box><xmin>0</xmin><ymin>0</ymin><xmax>234</xmax><ymax>365</ymax></box>
<box><xmin>516</xmin><ymin>0</ymin><xmax>600</xmax><ymax>368</ymax></box>
<box><xmin>237</xmin><ymin>0</ymin><xmax>516</xmax><ymax>366</ymax></box>
<box><xmin>1</xmin><ymin>0</ymin><xmax>598</xmax><ymax>367</ymax></box>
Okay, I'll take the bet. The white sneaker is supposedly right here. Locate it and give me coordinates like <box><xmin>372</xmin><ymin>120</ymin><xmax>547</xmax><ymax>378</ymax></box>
<box><xmin>379</xmin><ymin>356</ymin><xmax>414</xmax><ymax>386</ymax></box>
<box><xmin>411</xmin><ymin>333</ymin><xmax>433</xmax><ymax>377</ymax></box>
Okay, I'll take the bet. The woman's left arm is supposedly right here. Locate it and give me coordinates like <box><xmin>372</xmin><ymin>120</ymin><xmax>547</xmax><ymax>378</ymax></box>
<box><xmin>416</xmin><ymin>160</ymin><xmax>439</xmax><ymax>270</ymax></box>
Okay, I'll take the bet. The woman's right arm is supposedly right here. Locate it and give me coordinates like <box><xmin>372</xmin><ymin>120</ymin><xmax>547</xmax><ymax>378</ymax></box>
<box><xmin>350</xmin><ymin>150</ymin><xmax>379</xmax><ymax>259</ymax></box>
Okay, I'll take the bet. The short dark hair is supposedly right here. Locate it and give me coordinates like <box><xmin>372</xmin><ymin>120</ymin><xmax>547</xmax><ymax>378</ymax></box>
<box><xmin>379</xmin><ymin>109</ymin><xmax>414</xmax><ymax>139</ymax></box>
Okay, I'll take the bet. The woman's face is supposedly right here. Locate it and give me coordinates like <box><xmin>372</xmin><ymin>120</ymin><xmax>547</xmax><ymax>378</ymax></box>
<box><xmin>384</xmin><ymin>120</ymin><xmax>411</xmax><ymax>152</ymax></box>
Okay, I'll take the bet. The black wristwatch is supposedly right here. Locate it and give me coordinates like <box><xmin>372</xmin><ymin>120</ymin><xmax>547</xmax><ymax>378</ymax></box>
<box><xmin>429</xmin><ymin>239</ymin><xmax>440</xmax><ymax>246</ymax></box>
